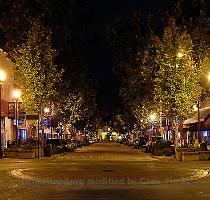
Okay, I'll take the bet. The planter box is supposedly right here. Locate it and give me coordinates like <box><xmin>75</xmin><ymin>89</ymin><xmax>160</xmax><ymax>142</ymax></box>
<box><xmin>182</xmin><ymin>152</ymin><xmax>199</xmax><ymax>161</ymax></box>
<box><xmin>175</xmin><ymin>148</ymin><xmax>196</xmax><ymax>161</ymax></box>
<box><xmin>18</xmin><ymin>150</ymin><xmax>35</xmax><ymax>159</ymax></box>
<box><xmin>199</xmin><ymin>151</ymin><xmax>210</xmax><ymax>160</ymax></box>
<box><xmin>4</xmin><ymin>149</ymin><xmax>18</xmax><ymax>158</ymax></box>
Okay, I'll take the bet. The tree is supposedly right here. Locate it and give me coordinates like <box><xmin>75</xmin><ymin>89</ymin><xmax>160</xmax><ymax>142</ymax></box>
<box><xmin>11</xmin><ymin>19</ymin><xmax>61</xmax><ymax>111</ymax></box>
<box><xmin>154</xmin><ymin>18</ymin><xmax>206</xmax><ymax>147</ymax></box>
<box><xmin>106</xmin><ymin>13</ymin><xmax>156</xmax><ymax>129</ymax></box>
<box><xmin>120</xmin><ymin>34</ymin><xmax>159</xmax><ymax>128</ymax></box>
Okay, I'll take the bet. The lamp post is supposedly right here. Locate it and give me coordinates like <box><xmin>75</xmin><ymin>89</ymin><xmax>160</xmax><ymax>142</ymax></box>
<box><xmin>173</xmin><ymin>51</ymin><xmax>183</xmax><ymax>148</ymax></box>
<box><xmin>13</xmin><ymin>89</ymin><xmax>21</xmax><ymax>145</ymax></box>
<box><xmin>197</xmin><ymin>100</ymin><xmax>201</xmax><ymax>144</ymax></box>
<box><xmin>149</xmin><ymin>113</ymin><xmax>156</xmax><ymax>136</ymax></box>
<box><xmin>0</xmin><ymin>70</ymin><xmax>6</xmax><ymax>158</ymax></box>
<box><xmin>44</xmin><ymin>107</ymin><xmax>51</xmax><ymax>142</ymax></box>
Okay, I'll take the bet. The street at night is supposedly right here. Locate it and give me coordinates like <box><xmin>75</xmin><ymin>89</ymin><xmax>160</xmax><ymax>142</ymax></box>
<box><xmin>0</xmin><ymin>1</ymin><xmax>209</xmax><ymax>199</ymax></box>
<box><xmin>0</xmin><ymin>141</ymin><xmax>210</xmax><ymax>200</ymax></box>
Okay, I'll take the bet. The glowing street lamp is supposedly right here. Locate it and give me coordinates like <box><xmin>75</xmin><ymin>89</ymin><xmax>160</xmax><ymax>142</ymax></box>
<box><xmin>0</xmin><ymin>70</ymin><xmax>6</xmax><ymax>158</ymax></box>
<box><xmin>44</xmin><ymin>106</ymin><xmax>53</xmax><ymax>144</ymax></box>
<box><xmin>177</xmin><ymin>52</ymin><xmax>184</xmax><ymax>58</ymax></box>
<box><xmin>13</xmin><ymin>89</ymin><xmax>21</xmax><ymax>99</ymax></box>
<box><xmin>149</xmin><ymin>113</ymin><xmax>156</xmax><ymax>121</ymax></box>
<box><xmin>44</xmin><ymin>107</ymin><xmax>50</xmax><ymax>114</ymax></box>
<box><xmin>0</xmin><ymin>70</ymin><xmax>6</xmax><ymax>82</ymax></box>
<box><xmin>13</xmin><ymin>89</ymin><xmax>21</xmax><ymax>145</ymax></box>
<box><xmin>207</xmin><ymin>73</ymin><xmax>210</xmax><ymax>82</ymax></box>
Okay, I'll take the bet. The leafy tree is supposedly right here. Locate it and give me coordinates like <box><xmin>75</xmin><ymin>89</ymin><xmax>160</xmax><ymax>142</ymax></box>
<box><xmin>11</xmin><ymin>20</ymin><xmax>61</xmax><ymax>111</ymax></box>
<box><xmin>120</xmin><ymin>35</ymin><xmax>159</xmax><ymax>128</ymax></box>
<box><xmin>53</xmin><ymin>74</ymin><xmax>98</xmax><ymax>132</ymax></box>
<box><xmin>171</xmin><ymin>0</ymin><xmax>208</xmax><ymax>90</ymax></box>
<box><xmin>0</xmin><ymin>1</ymin><xmax>100</xmax><ymax>124</ymax></box>
<box><xmin>153</xmin><ymin>18</ymin><xmax>206</xmax><ymax>147</ymax></box>
<box><xmin>107</xmin><ymin>13</ymin><xmax>156</xmax><ymax>129</ymax></box>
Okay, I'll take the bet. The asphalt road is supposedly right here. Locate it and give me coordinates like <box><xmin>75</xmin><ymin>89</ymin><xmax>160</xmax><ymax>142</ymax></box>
<box><xmin>1</xmin><ymin>141</ymin><xmax>210</xmax><ymax>200</ymax></box>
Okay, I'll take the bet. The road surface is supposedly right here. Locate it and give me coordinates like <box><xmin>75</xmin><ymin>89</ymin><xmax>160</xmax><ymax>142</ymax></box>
<box><xmin>1</xmin><ymin>141</ymin><xmax>210</xmax><ymax>199</ymax></box>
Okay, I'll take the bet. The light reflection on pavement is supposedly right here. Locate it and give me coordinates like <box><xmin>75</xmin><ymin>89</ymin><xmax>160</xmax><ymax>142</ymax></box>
<box><xmin>1</xmin><ymin>141</ymin><xmax>210</xmax><ymax>200</ymax></box>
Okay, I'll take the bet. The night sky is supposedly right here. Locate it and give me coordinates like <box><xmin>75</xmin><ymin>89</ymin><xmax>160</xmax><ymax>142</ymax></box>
<box><xmin>2</xmin><ymin>0</ymin><xmax>208</xmax><ymax>116</ymax></box>
<box><xmin>87</xmin><ymin>0</ymin><xmax>176</xmax><ymax>113</ymax></box>
<box><xmin>87</xmin><ymin>0</ymin><xmax>210</xmax><ymax>114</ymax></box>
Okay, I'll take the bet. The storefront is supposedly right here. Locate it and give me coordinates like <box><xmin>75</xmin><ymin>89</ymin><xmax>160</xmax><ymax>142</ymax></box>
<box><xmin>184</xmin><ymin>98</ymin><xmax>210</xmax><ymax>145</ymax></box>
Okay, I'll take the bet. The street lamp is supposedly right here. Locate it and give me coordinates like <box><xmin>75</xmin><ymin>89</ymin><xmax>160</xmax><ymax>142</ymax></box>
<box><xmin>13</xmin><ymin>89</ymin><xmax>21</xmax><ymax>145</ymax></box>
<box><xmin>177</xmin><ymin>52</ymin><xmax>184</xmax><ymax>58</ymax></box>
<box><xmin>149</xmin><ymin>113</ymin><xmax>156</xmax><ymax>122</ymax></box>
<box><xmin>208</xmin><ymin>73</ymin><xmax>210</xmax><ymax>82</ymax></box>
<box><xmin>44</xmin><ymin>106</ymin><xmax>54</xmax><ymax>145</ymax></box>
<box><xmin>149</xmin><ymin>113</ymin><xmax>156</xmax><ymax>136</ymax></box>
<box><xmin>0</xmin><ymin>70</ymin><xmax>6</xmax><ymax>158</ymax></box>
<box><xmin>44</xmin><ymin>107</ymin><xmax>50</xmax><ymax>114</ymax></box>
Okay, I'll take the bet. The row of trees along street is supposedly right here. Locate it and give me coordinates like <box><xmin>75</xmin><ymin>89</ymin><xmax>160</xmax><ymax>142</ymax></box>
<box><xmin>0</xmin><ymin>0</ymin><xmax>209</xmax><ymax>146</ymax></box>
<box><xmin>0</xmin><ymin>0</ymin><xmax>100</xmax><ymax>133</ymax></box>
<box><xmin>108</xmin><ymin>0</ymin><xmax>209</xmax><ymax>147</ymax></box>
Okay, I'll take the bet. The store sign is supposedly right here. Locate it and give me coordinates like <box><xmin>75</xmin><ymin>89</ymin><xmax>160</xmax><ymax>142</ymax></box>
<box><xmin>8</xmin><ymin>102</ymin><xmax>15</xmax><ymax>119</ymax></box>
<box><xmin>18</xmin><ymin>102</ymin><xmax>26</xmax><ymax>119</ymax></box>
<box><xmin>8</xmin><ymin>102</ymin><xmax>26</xmax><ymax>119</ymax></box>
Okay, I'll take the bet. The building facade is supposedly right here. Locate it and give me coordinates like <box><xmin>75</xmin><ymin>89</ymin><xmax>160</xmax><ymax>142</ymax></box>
<box><xmin>0</xmin><ymin>49</ymin><xmax>17</xmax><ymax>147</ymax></box>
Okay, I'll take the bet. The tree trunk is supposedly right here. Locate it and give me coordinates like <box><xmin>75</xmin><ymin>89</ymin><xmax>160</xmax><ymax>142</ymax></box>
<box><xmin>174</xmin><ymin>121</ymin><xmax>179</xmax><ymax>149</ymax></box>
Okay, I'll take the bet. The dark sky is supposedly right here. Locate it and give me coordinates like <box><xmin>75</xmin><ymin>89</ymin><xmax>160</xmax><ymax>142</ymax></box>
<box><xmin>86</xmin><ymin>0</ymin><xmax>210</xmax><ymax>114</ymax></box>
<box><xmin>87</xmin><ymin>0</ymin><xmax>175</xmax><ymax>113</ymax></box>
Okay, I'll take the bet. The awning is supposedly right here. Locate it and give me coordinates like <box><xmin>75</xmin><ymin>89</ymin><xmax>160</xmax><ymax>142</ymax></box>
<box><xmin>184</xmin><ymin>97</ymin><xmax>210</xmax><ymax>125</ymax></box>
<box><xmin>183</xmin><ymin>107</ymin><xmax>210</xmax><ymax>125</ymax></box>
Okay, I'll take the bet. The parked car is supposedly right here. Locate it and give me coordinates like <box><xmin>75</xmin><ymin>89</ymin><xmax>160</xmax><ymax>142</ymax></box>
<box><xmin>46</xmin><ymin>138</ymin><xmax>61</xmax><ymax>147</ymax></box>
<box><xmin>46</xmin><ymin>139</ymin><xmax>75</xmax><ymax>152</ymax></box>
<box><xmin>76</xmin><ymin>140</ymin><xmax>83</xmax><ymax>148</ymax></box>
<box><xmin>61</xmin><ymin>139</ymin><xmax>75</xmax><ymax>152</ymax></box>
<box><xmin>133</xmin><ymin>137</ymin><xmax>148</xmax><ymax>149</ymax></box>
<box><xmin>151</xmin><ymin>139</ymin><xmax>175</xmax><ymax>156</ymax></box>
<box><xmin>145</xmin><ymin>136</ymin><xmax>163</xmax><ymax>152</ymax></box>
<box><xmin>152</xmin><ymin>139</ymin><xmax>174</xmax><ymax>149</ymax></box>
<box><xmin>117</xmin><ymin>138</ymin><xmax>127</xmax><ymax>144</ymax></box>
<box><xmin>46</xmin><ymin>139</ymin><xmax>64</xmax><ymax>154</ymax></box>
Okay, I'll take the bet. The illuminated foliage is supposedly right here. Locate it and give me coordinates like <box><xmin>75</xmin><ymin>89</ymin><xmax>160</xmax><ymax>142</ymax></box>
<box><xmin>154</xmin><ymin>18</ymin><xmax>206</xmax><ymax>121</ymax></box>
<box><xmin>11</xmin><ymin>20</ymin><xmax>61</xmax><ymax>110</ymax></box>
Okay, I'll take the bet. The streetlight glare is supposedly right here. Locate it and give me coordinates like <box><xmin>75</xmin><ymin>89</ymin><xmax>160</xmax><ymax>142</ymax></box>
<box><xmin>0</xmin><ymin>70</ymin><xmax>6</xmax><ymax>82</ymax></box>
<box><xmin>44</xmin><ymin>107</ymin><xmax>50</xmax><ymax>113</ymax></box>
<box><xmin>207</xmin><ymin>73</ymin><xmax>210</xmax><ymax>82</ymax></box>
<box><xmin>13</xmin><ymin>89</ymin><xmax>21</xmax><ymax>99</ymax></box>
<box><xmin>177</xmin><ymin>52</ymin><xmax>183</xmax><ymax>58</ymax></box>
<box><xmin>193</xmin><ymin>105</ymin><xmax>198</xmax><ymax>111</ymax></box>
<box><xmin>150</xmin><ymin>113</ymin><xmax>156</xmax><ymax>121</ymax></box>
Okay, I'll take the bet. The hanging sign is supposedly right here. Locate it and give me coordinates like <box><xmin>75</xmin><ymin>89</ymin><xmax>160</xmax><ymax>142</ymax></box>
<box><xmin>8</xmin><ymin>102</ymin><xmax>15</xmax><ymax>119</ymax></box>
<box><xmin>18</xmin><ymin>102</ymin><xmax>26</xmax><ymax>119</ymax></box>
